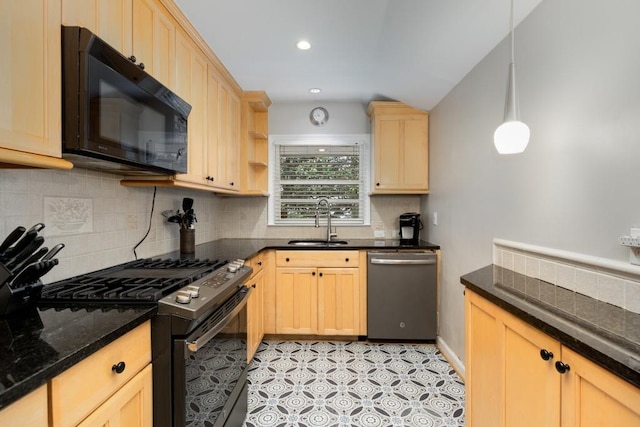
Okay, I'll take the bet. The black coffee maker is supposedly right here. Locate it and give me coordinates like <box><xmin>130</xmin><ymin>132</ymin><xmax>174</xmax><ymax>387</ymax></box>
<box><xmin>399</xmin><ymin>212</ymin><xmax>422</xmax><ymax>245</ymax></box>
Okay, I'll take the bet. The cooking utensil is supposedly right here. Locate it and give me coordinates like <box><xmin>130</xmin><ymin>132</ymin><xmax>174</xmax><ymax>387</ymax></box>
<box><xmin>0</xmin><ymin>226</ymin><xmax>26</xmax><ymax>254</ymax></box>
<box><xmin>42</xmin><ymin>243</ymin><xmax>65</xmax><ymax>261</ymax></box>
<box><xmin>5</xmin><ymin>236</ymin><xmax>45</xmax><ymax>271</ymax></box>
<box><xmin>182</xmin><ymin>198</ymin><xmax>194</xmax><ymax>212</ymax></box>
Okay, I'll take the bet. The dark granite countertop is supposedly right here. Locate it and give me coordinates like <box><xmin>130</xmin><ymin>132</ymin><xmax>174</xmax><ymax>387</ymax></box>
<box><xmin>0</xmin><ymin>238</ymin><xmax>438</xmax><ymax>410</ymax></box>
<box><xmin>168</xmin><ymin>238</ymin><xmax>440</xmax><ymax>262</ymax></box>
<box><xmin>0</xmin><ymin>305</ymin><xmax>155</xmax><ymax>410</ymax></box>
<box><xmin>461</xmin><ymin>265</ymin><xmax>640</xmax><ymax>387</ymax></box>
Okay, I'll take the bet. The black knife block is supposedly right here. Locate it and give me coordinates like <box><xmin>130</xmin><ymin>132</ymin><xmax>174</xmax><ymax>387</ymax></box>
<box><xmin>0</xmin><ymin>262</ymin><xmax>43</xmax><ymax>317</ymax></box>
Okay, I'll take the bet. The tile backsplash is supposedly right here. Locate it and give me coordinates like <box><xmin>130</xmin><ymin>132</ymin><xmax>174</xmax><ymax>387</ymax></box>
<box><xmin>0</xmin><ymin>168</ymin><xmax>220</xmax><ymax>282</ymax></box>
<box><xmin>0</xmin><ymin>168</ymin><xmax>421</xmax><ymax>283</ymax></box>
<box><xmin>494</xmin><ymin>239</ymin><xmax>640</xmax><ymax>314</ymax></box>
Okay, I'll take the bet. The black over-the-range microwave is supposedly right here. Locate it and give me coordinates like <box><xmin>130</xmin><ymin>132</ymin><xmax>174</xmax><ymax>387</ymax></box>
<box><xmin>62</xmin><ymin>26</ymin><xmax>191</xmax><ymax>175</ymax></box>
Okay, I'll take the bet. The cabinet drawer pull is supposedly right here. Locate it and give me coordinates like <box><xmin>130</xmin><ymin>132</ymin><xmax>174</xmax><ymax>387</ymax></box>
<box><xmin>555</xmin><ymin>361</ymin><xmax>570</xmax><ymax>374</ymax></box>
<box><xmin>286</xmin><ymin>257</ymin><xmax>290</xmax><ymax>262</ymax></box>
<box><xmin>112</xmin><ymin>361</ymin><xmax>126</xmax><ymax>374</ymax></box>
<box><xmin>345</xmin><ymin>258</ymin><xmax>349</xmax><ymax>262</ymax></box>
<box><xmin>540</xmin><ymin>349</ymin><xmax>554</xmax><ymax>361</ymax></box>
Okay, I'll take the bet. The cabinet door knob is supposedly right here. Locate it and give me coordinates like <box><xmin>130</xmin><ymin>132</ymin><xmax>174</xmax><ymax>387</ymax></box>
<box><xmin>312</xmin><ymin>271</ymin><xmax>316</xmax><ymax>276</ymax></box>
<box><xmin>257</xmin><ymin>261</ymin><xmax>262</xmax><ymax>266</ymax></box>
<box><xmin>555</xmin><ymin>361</ymin><xmax>570</xmax><ymax>374</ymax></box>
<box><xmin>252</xmin><ymin>283</ymin><xmax>256</xmax><ymax>288</ymax></box>
<box><xmin>230</xmin><ymin>182</ymin><xmax>234</xmax><ymax>186</ymax></box>
<box><xmin>319</xmin><ymin>272</ymin><xmax>323</xmax><ymax>277</ymax></box>
<box><xmin>540</xmin><ymin>349</ymin><xmax>554</xmax><ymax>361</ymax></box>
<box><xmin>112</xmin><ymin>361</ymin><xmax>126</xmax><ymax>374</ymax></box>
<box><xmin>376</xmin><ymin>182</ymin><xmax>380</xmax><ymax>186</ymax></box>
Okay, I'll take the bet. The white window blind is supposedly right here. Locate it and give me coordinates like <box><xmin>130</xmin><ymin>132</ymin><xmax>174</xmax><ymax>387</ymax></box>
<box><xmin>270</xmin><ymin>135</ymin><xmax>369</xmax><ymax>226</ymax></box>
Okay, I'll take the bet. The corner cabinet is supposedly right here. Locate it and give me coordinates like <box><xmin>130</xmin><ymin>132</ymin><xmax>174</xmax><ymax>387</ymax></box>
<box><xmin>465</xmin><ymin>290</ymin><xmax>640</xmax><ymax>427</ymax></box>
<box><xmin>240</xmin><ymin>91</ymin><xmax>272</xmax><ymax>195</ymax></box>
<box><xmin>366</xmin><ymin>101</ymin><xmax>429</xmax><ymax>194</ymax></box>
<box><xmin>274</xmin><ymin>250</ymin><xmax>364</xmax><ymax>336</ymax></box>
<box><xmin>0</xmin><ymin>0</ymin><xmax>73</xmax><ymax>170</ymax></box>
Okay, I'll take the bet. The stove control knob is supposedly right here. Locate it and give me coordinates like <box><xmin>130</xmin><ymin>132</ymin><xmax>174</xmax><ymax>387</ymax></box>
<box><xmin>235</xmin><ymin>259</ymin><xmax>245</xmax><ymax>267</ymax></box>
<box><xmin>176</xmin><ymin>290</ymin><xmax>192</xmax><ymax>304</ymax></box>
<box><xmin>186</xmin><ymin>285</ymin><xmax>200</xmax><ymax>298</ymax></box>
<box><xmin>227</xmin><ymin>264</ymin><xmax>239</xmax><ymax>273</ymax></box>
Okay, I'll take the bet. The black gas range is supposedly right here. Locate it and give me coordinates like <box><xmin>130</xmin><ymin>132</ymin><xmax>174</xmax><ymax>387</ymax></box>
<box><xmin>39</xmin><ymin>256</ymin><xmax>254</xmax><ymax>427</ymax></box>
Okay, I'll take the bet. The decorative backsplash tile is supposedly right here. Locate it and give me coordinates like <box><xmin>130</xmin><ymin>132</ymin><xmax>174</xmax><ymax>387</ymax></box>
<box><xmin>44</xmin><ymin>197</ymin><xmax>93</xmax><ymax>235</ymax></box>
<box><xmin>494</xmin><ymin>239</ymin><xmax>640</xmax><ymax>314</ymax></box>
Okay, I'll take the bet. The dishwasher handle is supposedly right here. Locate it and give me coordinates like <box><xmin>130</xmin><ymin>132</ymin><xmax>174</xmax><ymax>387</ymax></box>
<box><xmin>369</xmin><ymin>257</ymin><xmax>436</xmax><ymax>265</ymax></box>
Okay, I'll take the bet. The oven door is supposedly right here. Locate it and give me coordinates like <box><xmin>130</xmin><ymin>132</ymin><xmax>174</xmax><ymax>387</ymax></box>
<box><xmin>172</xmin><ymin>288</ymin><xmax>251</xmax><ymax>427</ymax></box>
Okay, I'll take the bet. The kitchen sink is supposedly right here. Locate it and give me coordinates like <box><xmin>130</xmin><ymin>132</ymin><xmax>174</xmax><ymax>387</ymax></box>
<box><xmin>288</xmin><ymin>239</ymin><xmax>349</xmax><ymax>246</ymax></box>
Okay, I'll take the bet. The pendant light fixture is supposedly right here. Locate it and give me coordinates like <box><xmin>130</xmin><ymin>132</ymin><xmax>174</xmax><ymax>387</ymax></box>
<box><xmin>494</xmin><ymin>0</ymin><xmax>530</xmax><ymax>154</ymax></box>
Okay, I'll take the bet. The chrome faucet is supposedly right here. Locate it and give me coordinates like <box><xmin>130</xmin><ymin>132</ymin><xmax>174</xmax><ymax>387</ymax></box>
<box><xmin>315</xmin><ymin>198</ymin><xmax>337</xmax><ymax>242</ymax></box>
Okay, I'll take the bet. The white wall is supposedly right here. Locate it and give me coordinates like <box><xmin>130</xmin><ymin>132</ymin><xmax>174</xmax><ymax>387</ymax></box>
<box><xmin>270</xmin><ymin>101</ymin><xmax>371</xmax><ymax>135</ymax></box>
<box><xmin>424</xmin><ymin>0</ymin><xmax>640</xmax><ymax>365</ymax></box>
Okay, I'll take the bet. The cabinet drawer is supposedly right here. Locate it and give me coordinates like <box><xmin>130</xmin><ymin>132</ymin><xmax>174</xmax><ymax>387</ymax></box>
<box><xmin>276</xmin><ymin>250</ymin><xmax>359</xmax><ymax>267</ymax></box>
<box><xmin>247</xmin><ymin>252</ymin><xmax>265</xmax><ymax>274</ymax></box>
<box><xmin>50</xmin><ymin>321</ymin><xmax>151</xmax><ymax>427</ymax></box>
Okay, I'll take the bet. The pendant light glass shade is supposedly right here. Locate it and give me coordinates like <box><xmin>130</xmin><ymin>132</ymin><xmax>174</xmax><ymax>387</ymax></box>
<box><xmin>494</xmin><ymin>0</ymin><xmax>529</xmax><ymax>154</ymax></box>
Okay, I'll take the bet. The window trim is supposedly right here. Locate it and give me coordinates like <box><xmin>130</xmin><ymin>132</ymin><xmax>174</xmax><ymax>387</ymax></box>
<box><xmin>268</xmin><ymin>134</ymin><xmax>371</xmax><ymax>226</ymax></box>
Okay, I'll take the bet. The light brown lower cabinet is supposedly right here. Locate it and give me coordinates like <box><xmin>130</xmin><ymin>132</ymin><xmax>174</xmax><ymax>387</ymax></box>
<box><xmin>0</xmin><ymin>385</ymin><xmax>48</xmax><ymax>427</ymax></box>
<box><xmin>51</xmin><ymin>321</ymin><xmax>152</xmax><ymax>427</ymax></box>
<box><xmin>274</xmin><ymin>250</ymin><xmax>363</xmax><ymax>336</ymax></box>
<box><xmin>247</xmin><ymin>268</ymin><xmax>264</xmax><ymax>361</ymax></box>
<box><xmin>465</xmin><ymin>289</ymin><xmax>640</xmax><ymax>427</ymax></box>
<box><xmin>77</xmin><ymin>364</ymin><xmax>153</xmax><ymax>427</ymax></box>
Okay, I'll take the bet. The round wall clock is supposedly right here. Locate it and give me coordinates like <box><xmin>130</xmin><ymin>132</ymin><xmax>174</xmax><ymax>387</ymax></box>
<box><xmin>309</xmin><ymin>107</ymin><xmax>329</xmax><ymax>126</ymax></box>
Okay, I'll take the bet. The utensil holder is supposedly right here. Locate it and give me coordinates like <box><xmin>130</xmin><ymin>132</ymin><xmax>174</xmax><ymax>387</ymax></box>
<box><xmin>180</xmin><ymin>229</ymin><xmax>195</xmax><ymax>254</ymax></box>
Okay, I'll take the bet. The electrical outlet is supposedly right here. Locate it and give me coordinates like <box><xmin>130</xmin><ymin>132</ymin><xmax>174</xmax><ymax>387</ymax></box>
<box><xmin>126</xmin><ymin>214</ymin><xmax>138</xmax><ymax>230</ymax></box>
<box><xmin>432</xmin><ymin>212</ymin><xmax>438</xmax><ymax>226</ymax></box>
<box><xmin>374</xmin><ymin>230</ymin><xmax>385</xmax><ymax>239</ymax></box>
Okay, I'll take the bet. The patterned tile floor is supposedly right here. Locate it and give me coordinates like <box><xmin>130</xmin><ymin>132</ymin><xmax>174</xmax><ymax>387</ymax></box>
<box><xmin>244</xmin><ymin>341</ymin><xmax>465</xmax><ymax>427</ymax></box>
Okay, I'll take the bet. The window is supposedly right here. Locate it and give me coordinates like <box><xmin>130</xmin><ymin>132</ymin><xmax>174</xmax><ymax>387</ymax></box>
<box><xmin>269</xmin><ymin>135</ymin><xmax>370</xmax><ymax>226</ymax></box>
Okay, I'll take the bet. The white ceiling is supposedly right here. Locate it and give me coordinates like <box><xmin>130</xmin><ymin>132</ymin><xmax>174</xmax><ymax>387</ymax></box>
<box><xmin>174</xmin><ymin>0</ymin><xmax>544</xmax><ymax>111</ymax></box>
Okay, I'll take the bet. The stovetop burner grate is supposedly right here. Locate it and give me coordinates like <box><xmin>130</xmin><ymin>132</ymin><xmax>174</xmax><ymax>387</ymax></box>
<box><xmin>38</xmin><ymin>258</ymin><xmax>228</xmax><ymax>305</ymax></box>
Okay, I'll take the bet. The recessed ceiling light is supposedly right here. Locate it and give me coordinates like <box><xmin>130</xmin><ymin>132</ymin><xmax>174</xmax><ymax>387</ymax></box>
<box><xmin>318</xmin><ymin>148</ymin><xmax>326</xmax><ymax>152</ymax></box>
<box><xmin>309</xmin><ymin>88</ymin><xmax>321</xmax><ymax>94</ymax></box>
<box><xmin>296</xmin><ymin>40</ymin><xmax>311</xmax><ymax>50</ymax></box>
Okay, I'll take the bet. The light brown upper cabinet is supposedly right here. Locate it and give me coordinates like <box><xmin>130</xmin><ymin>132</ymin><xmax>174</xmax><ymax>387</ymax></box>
<box><xmin>367</xmin><ymin>101</ymin><xmax>429</xmax><ymax>194</ymax></box>
<box><xmin>62</xmin><ymin>0</ymin><xmax>133</xmax><ymax>55</ymax></box>
<box><xmin>0</xmin><ymin>0</ymin><xmax>72</xmax><ymax>169</ymax></box>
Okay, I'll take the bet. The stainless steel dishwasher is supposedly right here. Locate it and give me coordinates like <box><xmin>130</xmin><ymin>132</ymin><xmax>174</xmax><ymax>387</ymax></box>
<box><xmin>367</xmin><ymin>251</ymin><xmax>437</xmax><ymax>340</ymax></box>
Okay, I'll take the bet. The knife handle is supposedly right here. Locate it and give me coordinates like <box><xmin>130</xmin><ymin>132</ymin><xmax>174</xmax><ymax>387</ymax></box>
<box><xmin>0</xmin><ymin>226</ymin><xmax>26</xmax><ymax>254</ymax></box>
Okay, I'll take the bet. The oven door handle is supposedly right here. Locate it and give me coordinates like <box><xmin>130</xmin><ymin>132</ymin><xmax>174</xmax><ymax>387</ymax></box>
<box><xmin>186</xmin><ymin>287</ymin><xmax>252</xmax><ymax>352</ymax></box>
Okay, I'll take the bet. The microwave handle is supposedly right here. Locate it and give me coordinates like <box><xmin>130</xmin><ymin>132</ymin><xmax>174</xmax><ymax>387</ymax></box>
<box><xmin>186</xmin><ymin>287</ymin><xmax>252</xmax><ymax>352</ymax></box>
